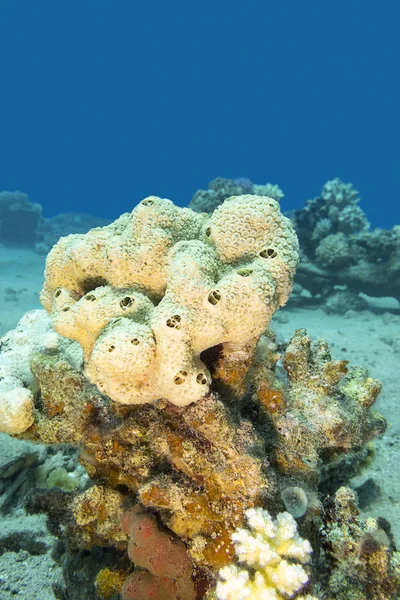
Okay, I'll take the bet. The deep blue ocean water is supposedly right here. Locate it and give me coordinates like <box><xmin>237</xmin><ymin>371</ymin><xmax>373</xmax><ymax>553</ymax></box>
<box><xmin>0</xmin><ymin>0</ymin><xmax>399</xmax><ymax>228</ymax></box>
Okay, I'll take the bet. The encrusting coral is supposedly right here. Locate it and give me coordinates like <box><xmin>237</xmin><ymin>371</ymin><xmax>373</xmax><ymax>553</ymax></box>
<box><xmin>0</xmin><ymin>192</ymin><xmax>397</xmax><ymax>598</ymax></box>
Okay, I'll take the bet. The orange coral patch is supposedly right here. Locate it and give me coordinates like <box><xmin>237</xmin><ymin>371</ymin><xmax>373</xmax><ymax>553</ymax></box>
<box><xmin>257</xmin><ymin>386</ymin><xmax>285</xmax><ymax>413</ymax></box>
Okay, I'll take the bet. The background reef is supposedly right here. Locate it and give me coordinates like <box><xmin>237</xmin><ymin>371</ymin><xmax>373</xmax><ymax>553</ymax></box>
<box><xmin>2</xmin><ymin>177</ymin><xmax>399</xmax><ymax>315</ymax></box>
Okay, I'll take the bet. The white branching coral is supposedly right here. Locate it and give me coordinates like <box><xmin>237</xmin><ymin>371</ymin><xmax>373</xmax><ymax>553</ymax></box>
<box><xmin>216</xmin><ymin>508</ymin><xmax>314</xmax><ymax>600</ymax></box>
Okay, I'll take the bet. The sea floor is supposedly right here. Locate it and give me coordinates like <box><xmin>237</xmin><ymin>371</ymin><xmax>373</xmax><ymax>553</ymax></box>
<box><xmin>0</xmin><ymin>244</ymin><xmax>399</xmax><ymax>598</ymax></box>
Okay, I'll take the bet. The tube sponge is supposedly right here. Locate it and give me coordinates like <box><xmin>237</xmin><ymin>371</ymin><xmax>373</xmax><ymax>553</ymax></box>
<box><xmin>41</xmin><ymin>195</ymin><xmax>299</xmax><ymax>407</ymax></box>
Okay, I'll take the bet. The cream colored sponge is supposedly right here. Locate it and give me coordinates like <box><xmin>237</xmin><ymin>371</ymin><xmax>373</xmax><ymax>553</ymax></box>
<box><xmin>41</xmin><ymin>195</ymin><xmax>299</xmax><ymax>406</ymax></box>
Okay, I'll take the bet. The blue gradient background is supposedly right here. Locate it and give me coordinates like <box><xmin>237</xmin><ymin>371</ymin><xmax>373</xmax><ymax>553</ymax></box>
<box><xmin>0</xmin><ymin>0</ymin><xmax>399</xmax><ymax>227</ymax></box>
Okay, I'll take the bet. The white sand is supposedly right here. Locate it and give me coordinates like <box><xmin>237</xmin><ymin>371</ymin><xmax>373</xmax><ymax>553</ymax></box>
<box><xmin>0</xmin><ymin>245</ymin><xmax>399</xmax><ymax>545</ymax></box>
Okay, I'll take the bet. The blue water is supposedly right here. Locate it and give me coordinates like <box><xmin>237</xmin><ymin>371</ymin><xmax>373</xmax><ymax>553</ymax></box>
<box><xmin>0</xmin><ymin>0</ymin><xmax>399</xmax><ymax>228</ymax></box>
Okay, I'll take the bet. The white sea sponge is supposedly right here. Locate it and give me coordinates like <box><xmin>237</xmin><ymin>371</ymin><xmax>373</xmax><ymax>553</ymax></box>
<box><xmin>41</xmin><ymin>195</ymin><xmax>299</xmax><ymax>407</ymax></box>
<box><xmin>0</xmin><ymin>309</ymin><xmax>83</xmax><ymax>435</ymax></box>
<box><xmin>216</xmin><ymin>508</ymin><xmax>314</xmax><ymax>600</ymax></box>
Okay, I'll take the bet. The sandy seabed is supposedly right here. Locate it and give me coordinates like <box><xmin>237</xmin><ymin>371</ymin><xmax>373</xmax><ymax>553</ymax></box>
<box><xmin>0</xmin><ymin>244</ymin><xmax>399</xmax><ymax>597</ymax></box>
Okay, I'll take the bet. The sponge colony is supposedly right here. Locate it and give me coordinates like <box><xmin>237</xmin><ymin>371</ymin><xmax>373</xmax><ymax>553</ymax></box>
<box><xmin>41</xmin><ymin>195</ymin><xmax>299</xmax><ymax>407</ymax></box>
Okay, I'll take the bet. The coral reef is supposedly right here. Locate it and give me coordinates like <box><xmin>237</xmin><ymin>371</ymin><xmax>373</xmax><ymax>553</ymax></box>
<box><xmin>0</xmin><ymin>191</ymin><xmax>43</xmax><ymax>247</ymax></box>
<box><xmin>0</xmin><ymin>193</ymin><xmax>397</xmax><ymax>598</ymax></box>
<box><xmin>294</xmin><ymin>179</ymin><xmax>369</xmax><ymax>259</ymax></box>
<box><xmin>0</xmin><ymin>188</ymin><xmax>111</xmax><ymax>254</ymax></box>
<box><xmin>1</xmin><ymin>313</ymin><xmax>388</xmax><ymax>595</ymax></box>
<box><xmin>22</xmin><ymin>349</ymin><xmax>271</xmax><ymax>569</ymax></box>
<box><xmin>314</xmin><ymin>232</ymin><xmax>352</xmax><ymax>268</ymax></box>
<box><xmin>189</xmin><ymin>177</ymin><xmax>284</xmax><ymax>213</ymax></box>
<box><xmin>293</xmin><ymin>178</ymin><xmax>400</xmax><ymax>303</ymax></box>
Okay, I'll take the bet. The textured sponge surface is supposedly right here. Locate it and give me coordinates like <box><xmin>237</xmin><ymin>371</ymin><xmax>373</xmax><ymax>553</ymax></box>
<box><xmin>41</xmin><ymin>195</ymin><xmax>299</xmax><ymax>406</ymax></box>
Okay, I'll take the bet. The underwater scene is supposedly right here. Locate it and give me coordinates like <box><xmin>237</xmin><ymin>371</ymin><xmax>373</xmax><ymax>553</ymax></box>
<box><xmin>0</xmin><ymin>2</ymin><xmax>399</xmax><ymax>600</ymax></box>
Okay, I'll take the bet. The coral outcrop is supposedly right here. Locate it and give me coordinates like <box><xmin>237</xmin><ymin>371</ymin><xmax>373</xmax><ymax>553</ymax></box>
<box><xmin>0</xmin><ymin>191</ymin><xmax>43</xmax><ymax>247</ymax></box>
<box><xmin>1</xmin><ymin>311</ymin><xmax>388</xmax><ymax>595</ymax></box>
<box><xmin>190</xmin><ymin>177</ymin><xmax>400</xmax><ymax>306</ymax></box>
<box><xmin>249</xmin><ymin>328</ymin><xmax>385</xmax><ymax>483</ymax></box>
<box><xmin>0</xmin><ymin>192</ymin><xmax>396</xmax><ymax>598</ymax></box>
<box><xmin>293</xmin><ymin>178</ymin><xmax>400</xmax><ymax>303</ymax></box>
<box><xmin>40</xmin><ymin>194</ymin><xmax>298</xmax><ymax>407</ymax></box>
<box><xmin>21</xmin><ymin>349</ymin><xmax>271</xmax><ymax>569</ymax></box>
<box><xmin>0</xmin><ymin>188</ymin><xmax>112</xmax><ymax>254</ymax></box>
